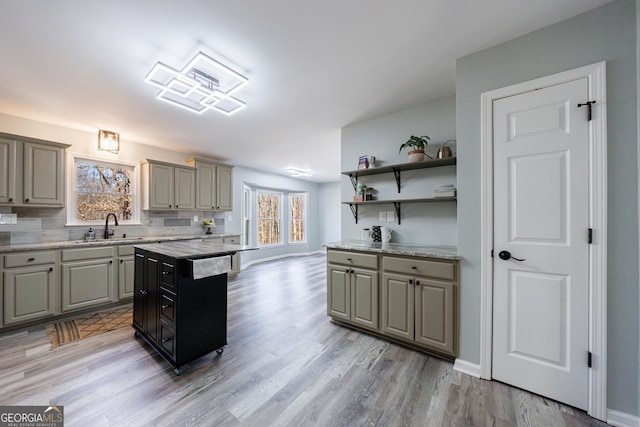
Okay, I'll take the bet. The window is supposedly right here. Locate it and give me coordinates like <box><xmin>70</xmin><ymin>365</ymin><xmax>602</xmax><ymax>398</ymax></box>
<box><xmin>289</xmin><ymin>193</ymin><xmax>306</xmax><ymax>243</ymax></box>
<box><xmin>68</xmin><ymin>156</ymin><xmax>138</xmax><ymax>225</ymax></box>
<box><xmin>257</xmin><ymin>191</ymin><xmax>282</xmax><ymax>246</ymax></box>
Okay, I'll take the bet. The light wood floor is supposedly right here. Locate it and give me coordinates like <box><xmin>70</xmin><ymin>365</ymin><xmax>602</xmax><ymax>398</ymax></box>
<box><xmin>0</xmin><ymin>253</ymin><xmax>606</xmax><ymax>426</ymax></box>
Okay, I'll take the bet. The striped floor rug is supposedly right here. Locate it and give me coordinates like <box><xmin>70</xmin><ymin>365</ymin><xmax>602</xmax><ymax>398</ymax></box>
<box><xmin>45</xmin><ymin>306</ymin><xmax>132</xmax><ymax>349</ymax></box>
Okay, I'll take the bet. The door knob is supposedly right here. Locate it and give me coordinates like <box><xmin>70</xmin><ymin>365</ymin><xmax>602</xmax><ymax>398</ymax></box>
<box><xmin>498</xmin><ymin>250</ymin><xmax>526</xmax><ymax>262</ymax></box>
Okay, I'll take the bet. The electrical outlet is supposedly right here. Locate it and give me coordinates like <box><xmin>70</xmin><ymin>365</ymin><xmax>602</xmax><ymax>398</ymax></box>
<box><xmin>227</xmin><ymin>214</ymin><xmax>232</xmax><ymax>221</ymax></box>
<box><xmin>193</xmin><ymin>215</ymin><xmax>198</xmax><ymax>222</ymax></box>
<box><xmin>379</xmin><ymin>211</ymin><xmax>387</xmax><ymax>221</ymax></box>
<box><xmin>386</xmin><ymin>211</ymin><xmax>395</xmax><ymax>222</ymax></box>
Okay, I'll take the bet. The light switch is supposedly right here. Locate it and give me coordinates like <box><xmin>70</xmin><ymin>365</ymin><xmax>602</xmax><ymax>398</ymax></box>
<box><xmin>379</xmin><ymin>211</ymin><xmax>387</xmax><ymax>221</ymax></box>
<box><xmin>386</xmin><ymin>211</ymin><xmax>395</xmax><ymax>222</ymax></box>
<box><xmin>193</xmin><ymin>215</ymin><xmax>198</xmax><ymax>222</ymax></box>
<box><xmin>227</xmin><ymin>214</ymin><xmax>233</xmax><ymax>221</ymax></box>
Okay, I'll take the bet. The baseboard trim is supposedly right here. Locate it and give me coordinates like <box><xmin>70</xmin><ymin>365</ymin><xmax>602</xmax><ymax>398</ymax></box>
<box><xmin>453</xmin><ymin>358</ymin><xmax>482</xmax><ymax>378</ymax></box>
<box><xmin>241</xmin><ymin>250</ymin><xmax>324</xmax><ymax>269</ymax></box>
<box><xmin>607</xmin><ymin>409</ymin><xmax>640</xmax><ymax>427</ymax></box>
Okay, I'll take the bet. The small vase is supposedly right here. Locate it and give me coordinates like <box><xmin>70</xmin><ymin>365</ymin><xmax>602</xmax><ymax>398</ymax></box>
<box><xmin>407</xmin><ymin>149</ymin><xmax>425</xmax><ymax>162</ymax></box>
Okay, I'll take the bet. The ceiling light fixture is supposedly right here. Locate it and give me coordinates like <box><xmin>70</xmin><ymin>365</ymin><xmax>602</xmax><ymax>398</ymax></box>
<box><xmin>98</xmin><ymin>130</ymin><xmax>120</xmax><ymax>153</ymax></box>
<box><xmin>285</xmin><ymin>168</ymin><xmax>312</xmax><ymax>177</ymax></box>
<box><xmin>145</xmin><ymin>51</ymin><xmax>248</xmax><ymax>116</ymax></box>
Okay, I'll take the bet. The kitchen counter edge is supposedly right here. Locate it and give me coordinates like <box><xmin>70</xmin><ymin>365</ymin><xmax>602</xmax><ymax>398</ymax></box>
<box><xmin>0</xmin><ymin>234</ymin><xmax>241</xmax><ymax>253</ymax></box>
<box><xmin>324</xmin><ymin>240</ymin><xmax>460</xmax><ymax>260</ymax></box>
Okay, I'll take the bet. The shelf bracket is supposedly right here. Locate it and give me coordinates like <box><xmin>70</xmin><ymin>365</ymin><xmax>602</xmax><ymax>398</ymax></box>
<box><xmin>393</xmin><ymin>202</ymin><xmax>401</xmax><ymax>225</ymax></box>
<box><xmin>348</xmin><ymin>174</ymin><xmax>358</xmax><ymax>192</ymax></box>
<box><xmin>349</xmin><ymin>203</ymin><xmax>358</xmax><ymax>224</ymax></box>
<box><xmin>392</xmin><ymin>168</ymin><xmax>401</xmax><ymax>193</ymax></box>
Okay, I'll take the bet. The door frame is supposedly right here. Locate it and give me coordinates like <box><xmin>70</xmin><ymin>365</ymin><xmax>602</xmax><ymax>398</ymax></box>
<box><xmin>479</xmin><ymin>62</ymin><xmax>607</xmax><ymax>420</ymax></box>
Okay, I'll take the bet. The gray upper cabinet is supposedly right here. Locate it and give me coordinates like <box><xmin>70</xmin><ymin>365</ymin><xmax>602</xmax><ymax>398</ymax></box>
<box><xmin>141</xmin><ymin>159</ymin><xmax>195</xmax><ymax>210</ymax></box>
<box><xmin>187</xmin><ymin>157</ymin><xmax>233</xmax><ymax>211</ymax></box>
<box><xmin>0</xmin><ymin>133</ymin><xmax>69</xmax><ymax>207</ymax></box>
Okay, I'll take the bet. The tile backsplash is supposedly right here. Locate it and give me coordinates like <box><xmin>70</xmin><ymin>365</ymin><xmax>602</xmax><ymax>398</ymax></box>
<box><xmin>0</xmin><ymin>206</ymin><xmax>226</xmax><ymax>245</ymax></box>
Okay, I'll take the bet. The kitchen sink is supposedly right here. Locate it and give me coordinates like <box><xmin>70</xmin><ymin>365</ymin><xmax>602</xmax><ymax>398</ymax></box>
<box><xmin>74</xmin><ymin>237</ymin><xmax>145</xmax><ymax>244</ymax></box>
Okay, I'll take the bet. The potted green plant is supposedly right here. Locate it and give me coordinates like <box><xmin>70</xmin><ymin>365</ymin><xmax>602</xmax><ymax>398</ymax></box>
<box><xmin>399</xmin><ymin>135</ymin><xmax>431</xmax><ymax>162</ymax></box>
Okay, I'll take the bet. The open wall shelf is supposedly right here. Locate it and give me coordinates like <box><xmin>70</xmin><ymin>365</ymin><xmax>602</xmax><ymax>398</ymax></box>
<box><xmin>342</xmin><ymin>197</ymin><xmax>456</xmax><ymax>225</ymax></box>
<box><xmin>342</xmin><ymin>157</ymin><xmax>456</xmax><ymax>193</ymax></box>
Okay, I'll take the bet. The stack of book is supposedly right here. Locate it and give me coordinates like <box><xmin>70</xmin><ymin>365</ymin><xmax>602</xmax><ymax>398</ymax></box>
<box><xmin>433</xmin><ymin>184</ymin><xmax>456</xmax><ymax>198</ymax></box>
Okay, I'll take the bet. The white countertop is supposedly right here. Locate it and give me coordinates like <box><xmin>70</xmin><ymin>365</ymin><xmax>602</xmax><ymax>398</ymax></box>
<box><xmin>134</xmin><ymin>240</ymin><xmax>257</xmax><ymax>259</ymax></box>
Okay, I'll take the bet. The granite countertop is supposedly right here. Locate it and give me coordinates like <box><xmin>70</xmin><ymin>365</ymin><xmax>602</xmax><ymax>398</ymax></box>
<box><xmin>0</xmin><ymin>233</ymin><xmax>241</xmax><ymax>253</ymax></box>
<box><xmin>134</xmin><ymin>240</ymin><xmax>257</xmax><ymax>259</ymax></box>
<box><xmin>324</xmin><ymin>240</ymin><xmax>459</xmax><ymax>260</ymax></box>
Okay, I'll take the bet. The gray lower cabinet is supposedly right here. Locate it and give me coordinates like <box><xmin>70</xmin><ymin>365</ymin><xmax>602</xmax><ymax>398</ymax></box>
<box><xmin>327</xmin><ymin>250</ymin><xmax>379</xmax><ymax>331</ymax></box>
<box><xmin>381</xmin><ymin>255</ymin><xmax>457</xmax><ymax>356</ymax></box>
<box><xmin>61</xmin><ymin>247</ymin><xmax>115</xmax><ymax>312</ymax></box>
<box><xmin>327</xmin><ymin>249</ymin><xmax>458</xmax><ymax>357</ymax></box>
<box><xmin>3</xmin><ymin>250</ymin><xmax>58</xmax><ymax>325</ymax></box>
<box><xmin>118</xmin><ymin>245</ymin><xmax>135</xmax><ymax>299</ymax></box>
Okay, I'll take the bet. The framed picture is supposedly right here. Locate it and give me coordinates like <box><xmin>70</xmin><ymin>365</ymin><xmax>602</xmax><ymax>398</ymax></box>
<box><xmin>358</xmin><ymin>155</ymin><xmax>369</xmax><ymax>170</ymax></box>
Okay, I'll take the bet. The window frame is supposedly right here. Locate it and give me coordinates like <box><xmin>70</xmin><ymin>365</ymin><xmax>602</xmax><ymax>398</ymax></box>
<box><xmin>256</xmin><ymin>189</ymin><xmax>283</xmax><ymax>247</ymax></box>
<box><xmin>66</xmin><ymin>153</ymin><xmax>140</xmax><ymax>226</ymax></box>
<box><xmin>288</xmin><ymin>192</ymin><xmax>307</xmax><ymax>244</ymax></box>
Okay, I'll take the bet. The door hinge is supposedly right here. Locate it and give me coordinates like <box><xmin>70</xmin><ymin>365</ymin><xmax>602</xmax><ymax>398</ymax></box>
<box><xmin>578</xmin><ymin>100</ymin><xmax>596</xmax><ymax>121</ymax></box>
<box><xmin>587</xmin><ymin>351</ymin><xmax>593</xmax><ymax>368</ymax></box>
<box><xmin>588</xmin><ymin>228</ymin><xmax>593</xmax><ymax>244</ymax></box>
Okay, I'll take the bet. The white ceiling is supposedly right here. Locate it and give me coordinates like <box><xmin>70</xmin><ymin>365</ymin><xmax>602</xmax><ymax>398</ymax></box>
<box><xmin>0</xmin><ymin>0</ymin><xmax>611</xmax><ymax>182</ymax></box>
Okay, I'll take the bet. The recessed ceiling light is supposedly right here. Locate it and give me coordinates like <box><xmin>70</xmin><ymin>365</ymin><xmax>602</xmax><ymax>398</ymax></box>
<box><xmin>285</xmin><ymin>168</ymin><xmax>312</xmax><ymax>177</ymax></box>
<box><xmin>145</xmin><ymin>51</ymin><xmax>248</xmax><ymax>115</ymax></box>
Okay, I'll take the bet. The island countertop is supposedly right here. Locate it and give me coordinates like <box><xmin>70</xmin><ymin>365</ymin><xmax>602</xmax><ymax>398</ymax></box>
<box><xmin>134</xmin><ymin>240</ymin><xmax>257</xmax><ymax>259</ymax></box>
<box><xmin>324</xmin><ymin>240</ymin><xmax>459</xmax><ymax>260</ymax></box>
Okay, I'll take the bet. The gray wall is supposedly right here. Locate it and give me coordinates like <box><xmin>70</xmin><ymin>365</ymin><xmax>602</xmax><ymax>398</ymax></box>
<box><xmin>456</xmin><ymin>0</ymin><xmax>638</xmax><ymax>415</ymax></box>
<box><xmin>319</xmin><ymin>181</ymin><xmax>341</xmax><ymax>245</ymax></box>
<box><xmin>230</xmin><ymin>165</ymin><xmax>328</xmax><ymax>265</ymax></box>
<box><xmin>341</xmin><ymin>97</ymin><xmax>457</xmax><ymax>245</ymax></box>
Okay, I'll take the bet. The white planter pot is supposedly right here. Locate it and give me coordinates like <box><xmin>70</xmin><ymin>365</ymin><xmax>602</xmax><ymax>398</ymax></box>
<box><xmin>407</xmin><ymin>150</ymin><xmax>425</xmax><ymax>162</ymax></box>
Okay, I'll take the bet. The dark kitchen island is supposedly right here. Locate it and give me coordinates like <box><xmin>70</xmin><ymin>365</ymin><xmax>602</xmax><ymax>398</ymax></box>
<box><xmin>132</xmin><ymin>240</ymin><xmax>256</xmax><ymax>375</ymax></box>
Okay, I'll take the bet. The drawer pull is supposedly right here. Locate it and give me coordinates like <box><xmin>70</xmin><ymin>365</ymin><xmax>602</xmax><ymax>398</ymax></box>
<box><xmin>110</xmin><ymin>260</ymin><xmax>113</xmax><ymax>264</ymax></box>
<box><xmin>25</xmin><ymin>198</ymin><xmax>30</xmax><ymax>203</ymax></box>
<box><xmin>8</xmin><ymin>197</ymin><xmax>12</xmax><ymax>202</ymax></box>
<box><xmin>49</xmin><ymin>267</ymin><xmax>53</xmax><ymax>272</ymax></box>
<box><xmin>120</xmin><ymin>259</ymin><xmax>123</xmax><ymax>264</ymax></box>
<box><xmin>162</xmin><ymin>271</ymin><xmax>171</xmax><ymax>275</ymax></box>
<box><xmin>139</xmin><ymin>289</ymin><xmax>148</xmax><ymax>295</ymax></box>
<box><xmin>27</xmin><ymin>257</ymin><xmax>35</xmax><ymax>262</ymax></box>
<box><xmin>347</xmin><ymin>258</ymin><xmax>352</xmax><ymax>261</ymax></box>
<box><xmin>409</xmin><ymin>279</ymin><xmax>413</xmax><ymax>285</ymax></box>
<box><xmin>161</xmin><ymin>337</ymin><xmax>172</xmax><ymax>343</ymax></box>
<box><xmin>162</xmin><ymin>304</ymin><xmax>171</xmax><ymax>309</ymax></box>
<box><xmin>411</xmin><ymin>266</ymin><xmax>417</xmax><ymax>270</ymax></box>
<box><xmin>416</xmin><ymin>280</ymin><xmax>420</xmax><ymax>285</ymax></box>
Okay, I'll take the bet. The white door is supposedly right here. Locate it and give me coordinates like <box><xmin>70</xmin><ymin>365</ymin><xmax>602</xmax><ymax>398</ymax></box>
<box><xmin>492</xmin><ymin>78</ymin><xmax>590</xmax><ymax>409</ymax></box>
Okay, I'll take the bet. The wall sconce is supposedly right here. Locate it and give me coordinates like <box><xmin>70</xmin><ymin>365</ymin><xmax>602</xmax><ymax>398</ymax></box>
<box><xmin>98</xmin><ymin>130</ymin><xmax>120</xmax><ymax>153</ymax></box>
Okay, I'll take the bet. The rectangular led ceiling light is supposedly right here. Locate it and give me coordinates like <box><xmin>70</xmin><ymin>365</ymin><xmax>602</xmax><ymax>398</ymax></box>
<box><xmin>145</xmin><ymin>51</ymin><xmax>248</xmax><ymax>115</ymax></box>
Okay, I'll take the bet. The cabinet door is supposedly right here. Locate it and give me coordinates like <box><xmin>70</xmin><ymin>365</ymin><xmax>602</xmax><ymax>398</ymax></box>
<box><xmin>174</xmin><ymin>167</ymin><xmax>195</xmax><ymax>209</ymax></box>
<box><xmin>195</xmin><ymin>162</ymin><xmax>216</xmax><ymax>210</ymax></box>
<box><xmin>327</xmin><ymin>264</ymin><xmax>350</xmax><ymax>321</ymax></box>
<box><xmin>351</xmin><ymin>267</ymin><xmax>378</xmax><ymax>331</ymax></box>
<box><xmin>216</xmin><ymin>165</ymin><xmax>233</xmax><ymax>210</ymax></box>
<box><xmin>149</xmin><ymin>163</ymin><xmax>174</xmax><ymax>209</ymax></box>
<box><xmin>381</xmin><ymin>272</ymin><xmax>414</xmax><ymax>341</ymax></box>
<box><xmin>4</xmin><ymin>265</ymin><xmax>57</xmax><ymax>325</ymax></box>
<box><xmin>61</xmin><ymin>258</ymin><xmax>114</xmax><ymax>312</ymax></box>
<box><xmin>133</xmin><ymin>253</ymin><xmax>145</xmax><ymax>330</ymax></box>
<box><xmin>415</xmin><ymin>278</ymin><xmax>455</xmax><ymax>355</ymax></box>
<box><xmin>0</xmin><ymin>138</ymin><xmax>16</xmax><ymax>204</ymax></box>
<box><xmin>118</xmin><ymin>255</ymin><xmax>135</xmax><ymax>299</ymax></box>
<box><xmin>23</xmin><ymin>142</ymin><xmax>64</xmax><ymax>206</ymax></box>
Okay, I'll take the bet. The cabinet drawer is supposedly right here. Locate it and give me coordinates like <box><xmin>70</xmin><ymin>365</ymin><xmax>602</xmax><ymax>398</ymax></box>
<box><xmin>62</xmin><ymin>246</ymin><xmax>114</xmax><ymax>262</ymax></box>
<box><xmin>117</xmin><ymin>245</ymin><xmax>135</xmax><ymax>256</ymax></box>
<box><xmin>223</xmin><ymin>236</ymin><xmax>240</xmax><ymax>244</ymax></box>
<box><xmin>382</xmin><ymin>256</ymin><xmax>455</xmax><ymax>281</ymax></box>
<box><xmin>160</xmin><ymin>288</ymin><xmax>176</xmax><ymax>323</ymax></box>
<box><xmin>161</xmin><ymin>261</ymin><xmax>176</xmax><ymax>287</ymax></box>
<box><xmin>5</xmin><ymin>251</ymin><xmax>57</xmax><ymax>268</ymax></box>
<box><xmin>159</xmin><ymin>321</ymin><xmax>176</xmax><ymax>359</ymax></box>
<box><xmin>327</xmin><ymin>250</ymin><xmax>378</xmax><ymax>269</ymax></box>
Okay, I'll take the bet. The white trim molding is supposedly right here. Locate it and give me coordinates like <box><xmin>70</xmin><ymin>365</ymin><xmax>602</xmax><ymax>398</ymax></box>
<box><xmin>607</xmin><ymin>409</ymin><xmax>640</xmax><ymax>427</ymax></box>
<box><xmin>479</xmin><ymin>61</ymin><xmax>608</xmax><ymax>421</ymax></box>
<box><xmin>453</xmin><ymin>359</ymin><xmax>482</xmax><ymax>378</ymax></box>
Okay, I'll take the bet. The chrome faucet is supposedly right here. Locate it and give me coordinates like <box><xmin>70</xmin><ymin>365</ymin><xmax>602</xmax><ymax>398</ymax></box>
<box><xmin>104</xmin><ymin>213</ymin><xmax>119</xmax><ymax>239</ymax></box>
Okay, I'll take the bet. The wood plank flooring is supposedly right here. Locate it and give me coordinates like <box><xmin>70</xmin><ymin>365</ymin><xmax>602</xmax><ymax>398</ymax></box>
<box><xmin>0</xmin><ymin>253</ymin><xmax>606</xmax><ymax>426</ymax></box>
